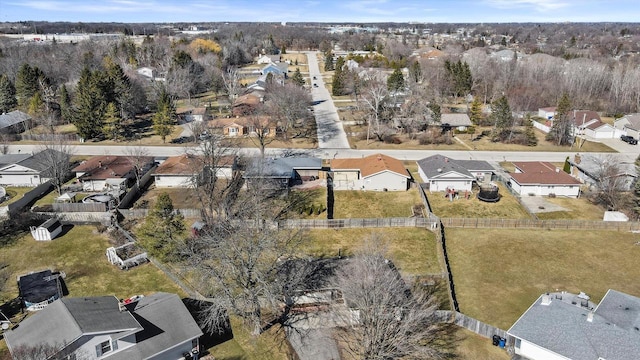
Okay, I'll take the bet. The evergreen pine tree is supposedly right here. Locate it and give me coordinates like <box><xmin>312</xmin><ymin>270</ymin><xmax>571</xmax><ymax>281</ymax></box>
<box><xmin>408</xmin><ymin>60</ymin><xmax>422</xmax><ymax>83</ymax></box>
<box><xmin>546</xmin><ymin>93</ymin><xmax>573</xmax><ymax>146</ymax></box>
<box><xmin>102</xmin><ymin>102</ymin><xmax>122</xmax><ymax>141</ymax></box>
<box><xmin>153</xmin><ymin>89</ymin><xmax>175</xmax><ymax>143</ymax></box>
<box><xmin>324</xmin><ymin>51</ymin><xmax>334</xmax><ymax>71</ymax></box>
<box><xmin>0</xmin><ymin>74</ymin><xmax>17</xmax><ymax>113</ymax></box>
<box><xmin>136</xmin><ymin>192</ymin><xmax>185</xmax><ymax>260</ymax></box>
<box><xmin>491</xmin><ymin>95</ymin><xmax>513</xmax><ymax>141</ymax></box>
<box><xmin>469</xmin><ymin>98</ymin><xmax>484</xmax><ymax>125</ymax></box>
<box><xmin>290</xmin><ymin>68</ymin><xmax>305</xmax><ymax>87</ymax></box>
<box><xmin>72</xmin><ymin>67</ymin><xmax>107</xmax><ymax>140</ymax></box>
<box><xmin>428</xmin><ymin>102</ymin><xmax>441</xmax><ymax>124</ymax></box>
<box><xmin>524</xmin><ymin>115</ymin><xmax>538</xmax><ymax>146</ymax></box>
<box><xmin>58</xmin><ymin>84</ymin><xmax>71</xmax><ymax>124</ymax></box>
<box><xmin>15</xmin><ymin>63</ymin><xmax>45</xmax><ymax>109</ymax></box>
<box><xmin>387</xmin><ymin>68</ymin><xmax>405</xmax><ymax>92</ymax></box>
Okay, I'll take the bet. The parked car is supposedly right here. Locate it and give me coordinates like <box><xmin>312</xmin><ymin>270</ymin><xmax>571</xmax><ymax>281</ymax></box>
<box><xmin>621</xmin><ymin>135</ymin><xmax>638</xmax><ymax>145</ymax></box>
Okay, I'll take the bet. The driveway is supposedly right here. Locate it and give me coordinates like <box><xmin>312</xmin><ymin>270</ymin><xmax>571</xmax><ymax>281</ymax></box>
<box><xmin>304</xmin><ymin>51</ymin><xmax>350</xmax><ymax>149</ymax></box>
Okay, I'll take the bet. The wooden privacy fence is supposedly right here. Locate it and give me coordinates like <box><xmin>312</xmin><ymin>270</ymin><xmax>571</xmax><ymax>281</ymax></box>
<box><xmin>53</xmin><ymin>202</ymin><xmax>107</xmax><ymax>212</ymax></box>
<box><xmin>118</xmin><ymin>208</ymin><xmax>203</xmax><ymax>219</ymax></box>
<box><xmin>279</xmin><ymin>217</ymin><xmax>438</xmax><ymax>229</ymax></box>
<box><xmin>440</xmin><ymin>217</ymin><xmax>640</xmax><ymax>231</ymax></box>
<box><xmin>451</xmin><ymin>311</ymin><xmax>510</xmax><ymax>341</ymax></box>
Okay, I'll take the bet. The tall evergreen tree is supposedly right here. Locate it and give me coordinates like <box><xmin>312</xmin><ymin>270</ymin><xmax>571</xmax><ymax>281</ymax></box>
<box><xmin>408</xmin><ymin>60</ymin><xmax>422</xmax><ymax>84</ymax></box>
<box><xmin>58</xmin><ymin>85</ymin><xmax>71</xmax><ymax>124</ymax></box>
<box><xmin>491</xmin><ymin>95</ymin><xmax>513</xmax><ymax>141</ymax></box>
<box><xmin>331</xmin><ymin>56</ymin><xmax>346</xmax><ymax>96</ymax></box>
<box><xmin>444</xmin><ymin>60</ymin><xmax>473</xmax><ymax>99</ymax></box>
<box><xmin>153</xmin><ymin>89</ymin><xmax>175</xmax><ymax>143</ymax></box>
<box><xmin>546</xmin><ymin>93</ymin><xmax>573</xmax><ymax>146</ymax></box>
<box><xmin>0</xmin><ymin>74</ymin><xmax>17</xmax><ymax>113</ymax></box>
<box><xmin>102</xmin><ymin>102</ymin><xmax>122</xmax><ymax>141</ymax></box>
<box><xmin>15</xmin><ymin>63</ymin><xmax>45</xmax><ymax>109</ymax></box>
<box><xmin>428</xmin><ymin>102</ymin><xmax>441</xmax><ymax>124</ymax></box>
<box><xmin>136</xmin><ymin>192</ymin><xmax>185</xmax><ymax>260</ymax></box>
<box><xmin>290</xmin><ymin>68</ymin><xmax>305</xmax><ymax>87</ymax></box>
<box><xmin>72</xmin><ymin>67</ymin><xmax>107</xmax><ymax>140</ymax></box>
<box><xmin>324</xmin><ymin>51</ymin><xmax>334</xmax><ymax>71</ymax></box>
<box><xmin>469</xmin><ymin>98</ymin><xmax>484</xmax><ymax>125</ymax></box>
<box><xmin>387</xmin><ymin>68</ymin><xmax>405</xmax><ymax>92</ymax></box>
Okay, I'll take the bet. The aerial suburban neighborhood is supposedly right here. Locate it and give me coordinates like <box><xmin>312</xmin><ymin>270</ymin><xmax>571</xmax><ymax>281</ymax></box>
<box><xmin>0</xmin><ymin>1</ymin><xmax>639</xmax><ymax>359</ymax></box>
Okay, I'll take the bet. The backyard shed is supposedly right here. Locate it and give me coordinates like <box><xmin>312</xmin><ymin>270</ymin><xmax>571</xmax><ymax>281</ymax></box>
<box><xmin>30</xmin><ymin>218</ymin><xmax>63</xmax><ymax>241</ymax></box>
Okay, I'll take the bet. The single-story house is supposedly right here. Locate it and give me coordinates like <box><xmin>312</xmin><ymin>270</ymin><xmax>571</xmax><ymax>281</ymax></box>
<box><xmin>508</xmin><ymin>289</ymin><xmax>640</xmax><ymax>360</ymax></box>
<box><xmin>153</xmin><ymin>154</ymin><xmax>236</xmax><ymax>188</ymax></box>
<box><xmin>441</xmin><ymin>113</ymin><xmax>473</xmax><ymax>131</ymax></box>
<box><xmin>330</xmin><ymin>154</ymin><xmax>411</xmax><ymax>191</ymax></box>
<box><xmin>244</xmin><ymin>157</ymin><xmax>322</xmax><ymax>189</ymax></box>
<box><xmin>569</xmin><ymin>154</ymin><xmax>636</xmax><ymax>191</ymax></box>
<box><xmin>4</xmin><ymin>292</ymin><xmax>203</xmax><ymax>360</ymax></box>
<box><xmin>17</xmin><ymin>270</ymin><xmax>63</xmax><ymax>311</ymax></box>
<box><xmin>509</xmin><ymin>161</ymin><xmax>581</xmax><ymax>197</ymax></box>
<box><xmin>73</xmin><ymin>155</ymin><xmax>154</xmax><ymax>192</ymax></box>
<box><xmin>613</xmin><ymin>113</ymin><xmax>640</xmax><ymax>140</ymax></box>
<box><xmin>257</xmin><ymin>54</ymin><xmax>281</xmax><ymax>64</ymax></box>
<box><xmin>0</xmin><ymin>149</ymin><xmax>68</xmax><ymax>187</ymax></box>
<box><xmin>211</xmin><ymin>116</ymin><xmax>276</xmax><ymax>138</ymax></box>
<box><xmin>416</xmin><ymin>155</ymin><xmax>494</xmax><ymax>192</ymax></box>
<box><xmin>136</xmin><ymin>66</ymin><xmax>165</xmax><ymax>82</ymax></box>
<box><xmin>537</xmin><ymin>107</ymin><xmax>556</xmax><ymax>120</ymax></box>
<box><xmin>0</xmin><ymin>110</ymin><xmax>31</xmax><ymax>134</ymax></box>
<box><xmin>30</xmin><ymin>218</ymin><xmax>63</xmax><ymax>241</ymax></box>
<box><xmin>232</xmin><ymin>93</ymin><xmax>262</xmax><ymax>116</ymax></box>
<box><xmin>176</xmin><ymin>107</ymin><xmax>208</xmax><ymax>123</ymax></box>
<box><xmin>579</xmin><ymin>119</ymin><xmax>615</xmax><ymax>139</ymax></box>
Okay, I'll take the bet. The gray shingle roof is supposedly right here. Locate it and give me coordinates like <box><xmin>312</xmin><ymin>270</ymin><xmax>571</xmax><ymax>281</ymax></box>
<box><xmin>0</xmin><ymin>110</ymin><xmax>30</xmax><ymax>130</ymax></box>
<box><xmin>441</xmin><ymin>113</ymin><xmax>472</xmax><ymax>127</ymax></box>
<box><xmin>0</xmin><ymin>154</ymin><xmax>31</xmax><ymax>168</ymax></box>
<box><xmin>245</xmin><ymin>157</ymin><xmax>322</xmax><ymax>178</ymax></box>
<box><xmin>416</xmin><ymin>155</ymin><xmax>493</xmax><ymax>179</ymax></box>
<box><xmin>508</xmin><ymin>291</ymin><xmax>640</xmax><ymax>360</ymax></box>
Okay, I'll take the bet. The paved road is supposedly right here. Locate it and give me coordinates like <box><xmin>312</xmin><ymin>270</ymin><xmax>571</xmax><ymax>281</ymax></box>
<box><xmin>305</xmin><ymin>51</ymin><xmax>350</xmax><ymax>149</ymax></box>
<box><xmin>7</xmin><ymin>144</ymin><xmax>637</xmax><ymax>164</ymax></box>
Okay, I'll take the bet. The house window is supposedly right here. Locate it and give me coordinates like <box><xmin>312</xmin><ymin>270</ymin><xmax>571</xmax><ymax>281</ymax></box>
<box><xmin>515</xmin><ymin>338</ymin><xmax>521</xmax><ymax>349</ymax></box>
<box><xmin>96</xmin><ymin>340</ymin><xmax>112</xmax><ymax>357</ymax></box>
<box><xmin>229</xmin><ymin>127</ymin><xmax>237</xmax><ymax>134</ymax></box>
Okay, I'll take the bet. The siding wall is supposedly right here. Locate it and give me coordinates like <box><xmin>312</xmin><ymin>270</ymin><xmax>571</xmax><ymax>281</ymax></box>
<box><xmin>363</xmin><ymin>171</ymin><xmax>408</xmax><ymax>191</ymax></box>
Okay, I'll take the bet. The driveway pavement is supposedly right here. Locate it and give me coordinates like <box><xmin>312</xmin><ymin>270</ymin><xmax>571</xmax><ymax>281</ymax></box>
<box><xmin>305</xmin><ymin>51</ymin><xmax>350</xmax><ymax>149</ymax></box>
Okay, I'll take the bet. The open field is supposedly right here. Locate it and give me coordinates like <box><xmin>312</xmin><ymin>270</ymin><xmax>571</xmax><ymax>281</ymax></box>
<box><xmin>446</xmin><ymin>228</ymin><xmax>640</xmax><ymax>330</ymax></box>
<box><xmin>0</xmin><ymin>225</ymin><xmax>184</xmax><ymax>303</ymax></box>
<box><xmin>535</xmin><ymin>196</ymin><xmax>606</xmax><ymax>220</ymax></box>
<box><xmin>455</xmin><ymin>328</ymin><xmax>510</xmax><ymax>360</ymax></box>
<box><xmin>303</xmin><ymin>228</ymin><xmax>441</xmax><ymax>277</ymax></box>
<box><xmin>332</xmin><ymin>188</ymin><xmax>423</xmax><ymax>218</ymax></box>
<box><xmin>427</xmin><ymin>182</ymin><xmax>532</xmax><ymax>219</ymax></box>
<box><xmin>281</xmin><ymin>53</ymin><xmax>308</xmax><ymax>65</ymax></box>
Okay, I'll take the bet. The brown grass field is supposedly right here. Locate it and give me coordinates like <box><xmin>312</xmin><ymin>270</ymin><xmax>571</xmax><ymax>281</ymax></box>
<box><xmin>445</xmin><ymin>228</ymin><xmax>640</xmax><ymax>330</ymax></box>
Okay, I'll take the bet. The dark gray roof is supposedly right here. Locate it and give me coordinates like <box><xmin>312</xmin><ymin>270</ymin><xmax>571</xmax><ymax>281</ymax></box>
<box><xmin>17</xmin><ymin>270</ymin><xmax>59</xmax><ymax>304</ymax></box>
<box><xmin>4</xmin><ymin>296</ymin><xmax>141</xmax><ymax>354</ymax></box>
<box><xmin>417</xmin><ymin>155</ymin><xmax>476</xmax><ymax>179</ymax></box>
<box><xmin>0</xmin><ymin>110</ymin><xmax>30</xmax><ymax>129</ymax></box>
<box><xmin>106</xmin><ymin>293</ymin><xmax>203</xmax><ymax>360</ymax></box>
<box><xmin>245</xmin><ymin>157</ymin><xmax>322</xmax><ymax>178</ymax></box>
<box><xmin>0</xmin><ymin>154</ymin><xmax>31</xmax><ymax>168</ymax></box>
<box><xmin>508</xmin><ymin>291</ymin><xmax>640</xmax><ymax>360</ymax></box>
<box><xmin>454</xmin><ymin>160</ymin><xmax>495</xmax><ymax>172</ymax></box>
<box><xmin>39</xmin><ymin>218</ymin><xmax>62</xmax><ymax>232</ymax></box>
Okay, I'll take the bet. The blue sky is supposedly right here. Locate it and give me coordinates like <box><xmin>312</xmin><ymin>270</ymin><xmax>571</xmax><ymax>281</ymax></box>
<box><xmin>1</xmin><ymin>0</ymin><xmax>639</xmax><ymax>23</ymax></box>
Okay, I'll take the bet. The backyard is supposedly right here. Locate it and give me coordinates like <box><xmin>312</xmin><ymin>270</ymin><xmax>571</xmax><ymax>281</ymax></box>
<box><xmin>302</xmin><ymin>228</ymin><xmax>441</xmax><ymax>277</ymax></box>
<box><xmin>445</xmin><ymin>228</ymin><xmax>640</xmax><ymax>330</ymax></box>
<box><xmin>427</xmin><ymin>182</ymin><xmax>532</xmax><ymax>219</ymax></box>
<box><xmin>534</xmin><ymin>196</ymin><xmax>606</xmax><ymax>220</ymax></box>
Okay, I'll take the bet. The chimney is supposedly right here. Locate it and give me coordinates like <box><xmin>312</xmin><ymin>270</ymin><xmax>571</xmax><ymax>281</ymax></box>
<box><xmin>541</xmin><ymin>294</ymin><xmax>551</xmax><ymax>306</ymax></box>
<box><xmin>556</xmin><ymin>168</ymin><xmax>560</xmax><ymax>173</ymax></box>
<box><xmin>587</xmin><ymin>311</ymin><xmax>594</xmax><ymax>322</ymax></box>
<box><xmin>98</xmin><ymin>161</ymin><xmax>102</xmax><ymax>168</ymax></box>
<box><xmin>574</xmin><ymin>153</ymin><xmax>581</xmax><ymax>164</ymax></box>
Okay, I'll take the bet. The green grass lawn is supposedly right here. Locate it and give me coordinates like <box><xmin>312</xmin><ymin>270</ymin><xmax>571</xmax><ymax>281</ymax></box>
<box><xmin>0</xmin><ymin>225</ymin><xmax>185</xmax><ymax>302</ymax></box>
<box><xmin>427</xmin><ymin>182</ymin><xmax>532</xmax><ymax>219</ymax></box>
<box><xmin>0</xmin><ymin>187</ymin><xmax>33</xmax><ymax>206</ymax></box>
<box><xmin>303</xmin><ymin>228</ymin><xmax>441</xmax><ymax>277</ymax></box>
<box><xmin>535</xmin><ymin>196</ymin><xmax>606</xmax><ymax>220</ymax></box>
<box><xmin>210</xmin><ymin>316</ymin><xmax>290</xmax><ymax>360</ymax></box>
<box><xmin>332</xmin><ymin>188</ymin><xmax>423</xmax><ymax>218</ymax></box>
<box><xmin>455</xmin><ymin>328</ymin><xmax>510</xmax><ymax>360</ymax></box>
<box><xmin>446</xmin><ymin>228</ymin><xmax>640</xmax><ymax>330</ymax></box>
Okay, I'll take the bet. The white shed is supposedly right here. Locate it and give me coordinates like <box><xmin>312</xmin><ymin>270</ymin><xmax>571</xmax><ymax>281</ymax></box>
<box><xmin>30</xmin><ymin>218</ymin><xmax>63</xmax><ymax>241</ymax></box>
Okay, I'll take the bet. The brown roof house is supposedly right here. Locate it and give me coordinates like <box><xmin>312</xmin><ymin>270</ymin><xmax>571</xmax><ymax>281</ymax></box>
<box><xmin>73</xmin><ymin>155</ymin><xmax>154</xmax><ymax>192</ymax></box>
<box><xmin>153</xmin><ymin>154</ymin><xmax>236</xmax><ymax>188</ymax></box>
<box><xmin>211</xmin><ymin>116</ymin><xmax>276</xmax><ymax>138</ymax></box>
<box><xmin>232</xmin><ymin>93</ymin><xmax>261</xmax><ymax>117</ymax></box>
<box><xmin>508</xmin><ymin>161</ymin><xmax>581</xmax><ymax>197</ymax></box>
<box><xmin>330</xmin><ymin>154</ymin><xmax>411</xmax><ymax>191</ymax></box>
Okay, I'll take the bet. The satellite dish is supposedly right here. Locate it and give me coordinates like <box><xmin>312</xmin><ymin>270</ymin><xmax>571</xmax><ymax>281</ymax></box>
<box><xmin>0</xmin><ymin>186</ymin><xmax>5</xmax><ymax>199</ymax></box>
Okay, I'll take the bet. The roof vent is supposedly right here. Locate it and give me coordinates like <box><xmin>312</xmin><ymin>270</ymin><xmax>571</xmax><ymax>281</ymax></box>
<box><xmin>541</xmin><ymin>294</ymin><xmax>551</xmax><ymax>306</ymax></box>
<box><xmin>587</xmin><ymin>311</ymin><xmax>594</xmax><ymax>323</ymax></box>
<box><xmin>437</xmin><ymin>168</ymin><xmax>442</xmax><ymax>173</ymax></box>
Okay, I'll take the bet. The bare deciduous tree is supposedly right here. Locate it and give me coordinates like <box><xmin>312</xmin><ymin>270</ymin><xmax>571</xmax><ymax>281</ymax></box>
<box><xmin>264</xmin><ymin>83</ymin><xmax>313</xmax><ymax>140</ymax></box>
<box><xmin>35</xmin><ymin>138</ymin><xmax>73</xmax><ymax>195</ymax></box>
<box><xmin>124</xmin><ymin>144</ymin><xmax>152</xmax><ymax>189</ymax></box>
<box><xmin>222</xmin><ymin>67</ymin><xmax>241</xmax><ymax>101</ymax></box>
<box><xmin>360</xmin><ymin>71</ymin><xmax>390</xmax><ymax>143</ymax></box>
<box><xmin>585</xmin><ymin>154</ymin><xmax>632</xmax><ymax>211</ymax></box>
<box><xmin>332</xmin><ymin>236</ymin><xmax>456</xmax><ymax>360</ymax></box>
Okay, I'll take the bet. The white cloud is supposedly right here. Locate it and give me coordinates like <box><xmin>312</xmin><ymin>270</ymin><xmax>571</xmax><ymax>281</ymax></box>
<box><xmin>485</xmin><ymin>0</ymin><xmax>570</xmax><ymax>11</ymax></box>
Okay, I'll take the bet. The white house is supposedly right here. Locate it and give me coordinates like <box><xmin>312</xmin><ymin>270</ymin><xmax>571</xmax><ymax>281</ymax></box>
<box><xmin>416</xmin><ymin>155</ymin><xmax>494</xmax><ymax>192</ymax></box>
<box><xmin>4</xmin><ymin>292</ymin><xmax>203</xmax><ymax>360</ymax></box>
<box><xmin>330</xmin><ymin>154</ymin><xmax>410</xmax><ymax>191</ymax></box>
<box><xmin>0</xmin><ymin>149</ymin><xmax>68</xmax><ymax>187</ymax></box>
<box><xmin>613</xmin><ymin>113</ymin><xmax>640</xmax><ymax>140</ymax></box>
<box><xmin>537</xmin><ymin>107</ymin><xmax>556</xmax><ymax>120</ymax></box>
<box><xmin>509</xmin><ymin>161</ymin><xmax>581</xmax><ymax>197</ymax></box>
<box><xmin>580</xmin><ymin>120</ymin><xmax>615</xmax><ymax>139</ymax></box>
<box><xmin>73</xmin><ymin>155</ymin><xmax>153</xmax><ymax>192</ymax></box>
<box><xmin>569</xmin><ymin>154</ymin><xmax>636</xmax><ymax>191</ymax></box>
<box><xmin>508</xmin><ymin>290</ymin><xmax>640</xmax><ymax>360</ymax></box>
<box><xmin>30</xmin><ymin>218</ymin><xmax>63</xmax><ymax>241</ymax></box>
<box><xmin>153</xmin><ymin>154</ymin><xmax>236</xmax><ymax>188</ymax></box>
<box><xmin>257</xmin><ymin>54</ymin><xmax>281</xmax><ymax>64</ymax></box>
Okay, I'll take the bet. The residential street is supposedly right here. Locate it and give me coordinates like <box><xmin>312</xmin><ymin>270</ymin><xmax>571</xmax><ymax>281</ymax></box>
<box><xmin>304</xmin><ymin>51</ymin><xmax>351</xmax><ymax>149</ymax></box>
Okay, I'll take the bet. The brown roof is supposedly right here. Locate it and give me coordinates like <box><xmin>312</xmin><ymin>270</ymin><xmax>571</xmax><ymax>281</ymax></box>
<box><xmin>331</xmin><ymin>153</ymin><xmax>409</xmax><ymax>178</ymax></box>
<box><xmin>73</xmin><ymin>155</ymin><xmax>152</xmax><ymax>181</ymax></box>
<box><xmin>211</xmin><ymin>116</ymin><xmax>273</xmax><ymax>128</ymax></box>
<box><xmin>510</xmin><ymin>161</ymin><xmax>581</xmax><ymax>185</ymax></box>
<box><xmin>176</xmin><ymin>107</ymin><xmax>206</xmax><ymax>116</ymax></box>
<box><xmin>153</xmin><ymin>154</ymin><xmax>200</xmax><ymax>176</ymax></box>
<box><xmin>570</xmin><ymin>110</ymin><xmax>601</xmax><ymax>127</ymax></box>
<box><xmin>233</xmin><ymin>94</ymin><xmax>261</xmax><ymax>107</ymax></box>
<box><xmin>539</xmin><ymin>107</ymin><xmax>557</xmax><ymax>112</ymax></box>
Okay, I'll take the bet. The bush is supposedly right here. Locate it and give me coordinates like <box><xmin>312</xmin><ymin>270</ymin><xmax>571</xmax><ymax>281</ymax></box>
<box><xmin>383</xmin><ymin>134</ymin><xmax>402</xmax><ymax>144</ymax></box>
